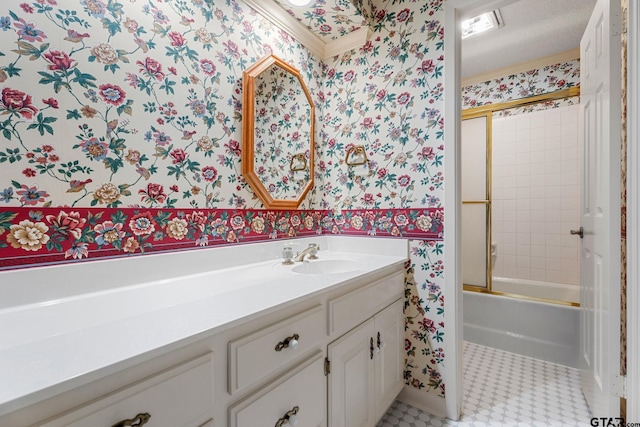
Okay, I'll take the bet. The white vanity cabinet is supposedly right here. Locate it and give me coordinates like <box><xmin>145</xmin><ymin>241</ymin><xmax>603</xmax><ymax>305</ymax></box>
<box><xmin>327</xmin><ymin>299</ymin><xmax>404</xmax><ymax>427</ymax></box>
<box><xmin>224</xmin><ymin>271</ymin><xmax>404</xmax><ymax>427</ymax></box>
<box><xmin>0</xmin><ymin>252</ymin><xmax>407</xmax><ymax>427</ymax></box>
<box><xmin>326</xmin><ymin>272</ymin><xmax>405</xmax><ymax>427</ymax></box>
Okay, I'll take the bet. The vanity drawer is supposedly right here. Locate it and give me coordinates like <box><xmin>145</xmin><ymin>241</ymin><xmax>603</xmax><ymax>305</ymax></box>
<box><xmin>39</xmin><ymin>354</ymin><xmax>214</xmax><ymax>427</ymax></box>
<box><xmin>328</xmin><ymin>272</ymin><xmax>404</xmax><ymax>337</ymax></box>
<box><xmin>228</xmin><ymin>305</ymin><xmax>325</xmax><ymax>394</ymax></box>
<box><xmin>228</xmin><ymin>353</ymin><xmax>325</xmax><ymax>427</ymax></box>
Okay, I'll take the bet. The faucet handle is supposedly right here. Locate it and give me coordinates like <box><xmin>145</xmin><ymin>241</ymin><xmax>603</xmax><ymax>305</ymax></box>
<box><xmin>282</xmin><ymin>246</ymin><xmax>294</xmax><ymax>265</ymax></box>
<box><xmin>308</xmin><ymin>243</ymin><xmax>319</xmax><ymax>260</ymax></box>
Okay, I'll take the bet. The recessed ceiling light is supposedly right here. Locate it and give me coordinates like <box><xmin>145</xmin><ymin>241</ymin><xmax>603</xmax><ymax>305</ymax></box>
<box><xmin>287</xmin><ymin>0</ymin><xmax>312</xmax><ymax>6</ymax></box>
<box><xmin>461</xmin><ymin>9</ymin><xmax>504</xmax><ymax>39</ymax></box>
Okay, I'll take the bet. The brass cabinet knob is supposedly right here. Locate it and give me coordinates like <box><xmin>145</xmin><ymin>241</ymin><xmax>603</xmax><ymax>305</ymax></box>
<box><xmin>275</xmin><ymin>406</ymin><xmax>299</xmax><ymax>427</ymax></box>
<box><xmin>275</xmin><ymin>334</ymin><xmax>300</xmax><ymax>352</ymax></box>
<box><xmin>112</xmin><ymin>413</ymin><xmax>151</xmax><ymax>427</ymax></box>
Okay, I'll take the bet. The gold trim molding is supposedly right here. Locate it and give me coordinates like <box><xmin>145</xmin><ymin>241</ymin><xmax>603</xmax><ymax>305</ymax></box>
<box><xmin>463</xmin><ymin>87</ymin><xmax>580</xmax><ymax>118</ymax></box>
<box><xmin>463</xmin><ymin>285</ymin><xmax>580</xmax><ymax>308</ymax></box>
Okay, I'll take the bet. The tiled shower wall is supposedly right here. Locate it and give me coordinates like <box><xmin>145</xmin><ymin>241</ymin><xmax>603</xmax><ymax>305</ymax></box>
<box><xmin>492</xmin><ymin>105</ymin><xmax>580</xmax><ymax>285</ymax></box>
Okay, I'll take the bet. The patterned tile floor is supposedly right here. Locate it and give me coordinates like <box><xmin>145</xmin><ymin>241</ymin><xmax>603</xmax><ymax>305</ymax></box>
<box><xmin>377</xmin><ymin>342</ymin><xmax>592</xmax><ymax>427</ymax></box>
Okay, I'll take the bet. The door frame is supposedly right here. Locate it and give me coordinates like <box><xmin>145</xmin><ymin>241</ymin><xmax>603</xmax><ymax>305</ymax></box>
<box><xmin>626</xmin><ymin>0</ymin><xmax>639</xmax><ymax>418</ymax></box>
<box><xmin>443</xmin><ymin>0</ymin><xmax>638</xmax><ymax>419</ymax></box>
<box><xmin>443</xmin><ymin>0</ymin><xmax>520</xmax><ymax>419</ymax></box>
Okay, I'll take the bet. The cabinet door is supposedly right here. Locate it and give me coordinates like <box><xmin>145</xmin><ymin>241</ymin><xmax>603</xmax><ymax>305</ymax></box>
<box><xmin>327</xmin><ymin>319</ymin><xmax>375</xmax><ymax>427</ymax></box>
<box><xmin>374</xmin><ymin>299</ymin><xmax>404</xmax><ymax>420</ymax></box>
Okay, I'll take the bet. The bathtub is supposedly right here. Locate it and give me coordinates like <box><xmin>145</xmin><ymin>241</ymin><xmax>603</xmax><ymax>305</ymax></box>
<box><xmin>463</xmin><ymin>290</ymin><xmax>580</xmax><ymax>367</ymax></box>
<box><xmin>492</xmin><ymin>276</ymin><xmax>579</xmax><ymax>303</ymax></box>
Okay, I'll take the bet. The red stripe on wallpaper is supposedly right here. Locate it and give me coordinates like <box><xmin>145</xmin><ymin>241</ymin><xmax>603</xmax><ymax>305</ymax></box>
<box><xmin>0</xmin><ymin>207</ymin><xmax>442</xmax><ymax>270</ymax></box>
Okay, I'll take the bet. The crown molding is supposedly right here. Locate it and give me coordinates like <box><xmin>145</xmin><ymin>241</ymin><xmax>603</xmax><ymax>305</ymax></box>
<box><xmin>240</xmin><ymin>0</ymin><xmax>370</xmax><ymax>60</ymax></box>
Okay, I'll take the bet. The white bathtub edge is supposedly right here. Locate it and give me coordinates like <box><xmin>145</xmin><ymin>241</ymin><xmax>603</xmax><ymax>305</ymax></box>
<box><xmin>463</xmin><ymin>290</ymin><xmax>580</xmax><ymax>368</ymax></box>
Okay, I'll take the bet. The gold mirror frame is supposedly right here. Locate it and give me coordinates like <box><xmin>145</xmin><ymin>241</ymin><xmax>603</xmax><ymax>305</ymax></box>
<box><xmin>242</xmin><ymin>54</ymin><xmax>315</xmax><ymax>210</ymax></box>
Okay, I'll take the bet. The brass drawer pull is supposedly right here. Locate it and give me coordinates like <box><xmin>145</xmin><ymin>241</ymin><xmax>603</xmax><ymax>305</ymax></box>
<box><xmin>275</xmin><ymin>405</ymin><xmax>299</xmax><ymax>427</ymax></box>
<box><xmin>275</xmin><ymin>333</ymin><xmax>299</xmax><ymax>352</ymax></box>
<box><xmin>112</xmin><ymin>413</ymin><xmax>151</xmax><ymax>427</ymax></box>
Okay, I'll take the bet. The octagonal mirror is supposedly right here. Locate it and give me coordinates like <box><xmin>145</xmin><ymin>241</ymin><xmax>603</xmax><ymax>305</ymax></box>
<box><xmin>242</xmin><ymin>54</ymin><xmax>315</xmax><ymax>209</ymax></box>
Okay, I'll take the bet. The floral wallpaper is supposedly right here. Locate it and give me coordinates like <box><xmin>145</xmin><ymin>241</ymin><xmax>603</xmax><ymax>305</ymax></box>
<box><xmin>0</xmin><ymin>0</ymin><xmax>323</xmax><ymax>211</ymax></box>
<box><xmin>254</xmin><ymin>62</ymin><xmax>312</xmax><ymax>199</ymax></box>
<box><xmin>404</xmin><ymin>240</ymin><xmax>445</xmax><ymax>396</ymax></box>
<box><xmin>320</xmin><ymin>0</ymin><xmax>446</xmax><ymax>399</ymax></box>
<box><xmin>272</xmin><ymin>0</ymin><xmax>366</xmax><ymax>41</ymax></box>
<box><xmin>461</xmin><ymin>58</ymin><xmax>581</xmax><ymax>109</ymax></box>
<box><xmin>494</xmin><ymin>96</ymin><xmax>579</xmax><ymax>117</ymax></box>
<box><xmin>0</xmin><ymin>0</ymin><xmax>330</xmax><ymax>265</ymax></box>
<box><xmin>0</xmin><ymin>0</ymin><xmax>449</xmax><ymax>405</ymax></box>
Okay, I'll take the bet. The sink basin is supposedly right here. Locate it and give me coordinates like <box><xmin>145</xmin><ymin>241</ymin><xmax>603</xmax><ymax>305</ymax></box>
<box><xmin>292</xmin><ymin>259</ymin><xmax>362</xmax><ymax>275</ymax></box>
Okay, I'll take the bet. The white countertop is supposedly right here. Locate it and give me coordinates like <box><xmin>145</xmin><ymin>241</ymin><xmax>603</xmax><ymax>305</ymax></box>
<box><xmin>0</xmin><ymin>236</ymin><xmax>407</xmax><ymax>416</ymax></box>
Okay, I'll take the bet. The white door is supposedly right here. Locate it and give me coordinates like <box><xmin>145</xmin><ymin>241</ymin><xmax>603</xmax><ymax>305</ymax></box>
<box><xmin>579</xmin><ymin>0</ymin><xmax>622</xmax><ymax>416</ymax></box>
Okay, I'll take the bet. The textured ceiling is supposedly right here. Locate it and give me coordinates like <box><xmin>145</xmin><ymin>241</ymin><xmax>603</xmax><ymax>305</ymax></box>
<box><xmin>461</xmin><ymin>0</ymin><xmax>597</xmax><ymax>79</ymax></box>
<box><xmin>267</xmin><ymin>0</ymin><xmax>597</xmax><ymax>78</ymax></box>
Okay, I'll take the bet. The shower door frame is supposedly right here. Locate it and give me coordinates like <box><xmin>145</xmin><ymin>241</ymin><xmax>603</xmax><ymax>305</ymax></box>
<box><xmin>461</xmin><ymin>111</ymin><xmax>493</xmax><ymax>291</ymax></box>
<box><xmin>461</xmin><ymin>87</ymin><xmax>581</xmax><ymax>308</ymax></box>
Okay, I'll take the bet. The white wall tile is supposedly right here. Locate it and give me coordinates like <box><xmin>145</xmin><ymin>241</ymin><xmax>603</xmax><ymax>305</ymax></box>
<box><xmin>530</xmin><ymin>113</ymin><xmax>546</xmax><ymax>129</ymax></box>
<box><xmin>490</xmin><ymin>105</ymin><xmax>580</xmax><ymax>289</ymax></box>
<box><xmin>531</xmin><ymin>268</ymin><xmax>547</xmax><ymax>281</ymax></box>
<box><xmin>531</xmin><ymin>245</ymin><xmax>546</xmax><ymax>258</ymax></box>
<box><xmin>546</xmin><ymin>257</ymin><xmax>562</xmax><ymax>271</ymax></box>
<box><xmin>517</xmin><ymin>232</ymin><xmax>531</xmax><ymax>245</ymax></box>
<box><xmin>531</xmin><ymin>256</ymin><xmax>546</xmax><ymax>269</ymax></box>
<box><xmin>531</xmin><ymin>233</ymin><xmax>546</xmax><ymax>246</ymax></box>
<box><xmin>503</xmin><ymin>232</ymin><xmax>518</xmax><ymax>245</ymax></box>
<box><xmin>517</xmin><ymin>267</ymin><xmax>532</xmax><ymax>279</ymax></box>
<box><xmin>517</xmin><ymin>244</ymin><xmax>531</xmax><ymax>257</ymax></box>
<box><xmin>503</xmin><ymin>187</ymin><xmax>517</xmax><ymax>200</ymax></box>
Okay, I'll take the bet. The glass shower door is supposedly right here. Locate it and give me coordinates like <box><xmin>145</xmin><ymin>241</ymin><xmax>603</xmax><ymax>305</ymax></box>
<box><xmin>461</xmin><ymin>114</ymin><xmax>491</xmax><ymax>289</ymax></box>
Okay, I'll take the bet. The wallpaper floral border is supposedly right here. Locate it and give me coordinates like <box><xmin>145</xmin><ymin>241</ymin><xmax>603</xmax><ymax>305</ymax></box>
<box><xmin>0</xmin><ymin>206</ymin><xmax>443</xmax><ymax>270</ymax></box>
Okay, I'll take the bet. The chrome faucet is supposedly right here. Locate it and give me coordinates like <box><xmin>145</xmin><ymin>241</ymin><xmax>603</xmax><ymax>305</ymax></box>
<box><xmin>294</xmin><ymin>243</ymin><xmax>319</xmax><ymax>262</ymax></box>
